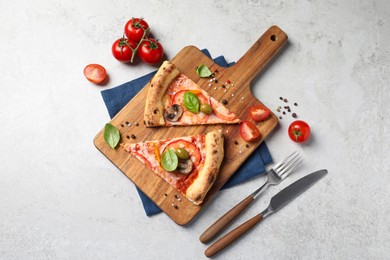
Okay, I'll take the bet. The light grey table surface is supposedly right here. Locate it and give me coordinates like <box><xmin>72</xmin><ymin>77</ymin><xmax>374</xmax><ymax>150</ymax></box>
<box><xmin>1</xmin><ymin>0</ymin><xmax>389</xmax><ymax>259</ymax></box>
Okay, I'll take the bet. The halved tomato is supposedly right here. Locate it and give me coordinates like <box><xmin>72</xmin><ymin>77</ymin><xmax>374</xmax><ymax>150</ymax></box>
<box><xmin>249</xmin><ymin>105</ymin><xmax>271</xmax><ymax>122</ymax></box>
<box><xmin>240</xmin><ymin>120</ymin><xmax>261</xmax><ymax>142</ymax></box>
<box><xmin>83</xmin><ymin>64</ymin><xmax>107</xmax><ymax>84</ymax></box>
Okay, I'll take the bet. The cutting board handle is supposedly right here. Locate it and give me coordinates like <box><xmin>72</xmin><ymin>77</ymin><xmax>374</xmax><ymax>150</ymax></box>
<box><xmin>229</xmin><ymin>25</ymin><xmax>288</xmax><ymax>84</ymax></box>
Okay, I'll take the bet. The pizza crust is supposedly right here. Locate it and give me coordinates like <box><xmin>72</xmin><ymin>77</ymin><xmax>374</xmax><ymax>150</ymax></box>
<box><xmin>185</xmin><ymin>130</ymin><xmax>224</xmax><ymax>205</ymax></box>
<box><xmin>144</xmin><ymin>61</ymin><xmax>180</xmax><ymax>127</ymax></box>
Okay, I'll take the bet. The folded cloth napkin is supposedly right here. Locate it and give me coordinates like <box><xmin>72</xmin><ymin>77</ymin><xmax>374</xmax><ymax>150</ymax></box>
<box><xmin>101</xmin><ymin>49</ymin><xmax>273</xmax><ymax>216</ymax></box>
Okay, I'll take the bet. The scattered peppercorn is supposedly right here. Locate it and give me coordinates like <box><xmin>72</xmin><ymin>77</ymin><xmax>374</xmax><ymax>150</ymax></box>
<box><xmin>279</xmin><ymin>97</ymin><xmax>283</xmax><ymax>100</ymax></box>
<box><xmin>121</xmin><ymin>124</ymin><xmax>125</xmax><ymax>127</ymax></box>
<box><xmin>292</xmin><ymin>113</ymin><xmax>297</xmax><ymax>118</ymax></box>
<box><xmin>283</xmin><ymin>111</ymin><xmax>286</xmax><ymax>115</ymax></box>
<box><xmin>279</xmin><ymin>116</ymin><xmax>282</xmax><ymax>119</ymax></box>
<box><xmin>134</xmin><ymin>122</ymin><xmax>139</xmax><ymax>126</ymax></box>
<box><xmin>126</xmin><ymin>135</ymin><xmax>130</xmax><ymax>139</ymax></box>
<box><xmin>284</xmin><ymin>98</ymin><xmax>288</xmax><ymax>102</ymax></box>
<box><xmin>234</xmin><ymin>140</ymin><xmax>239</xmax><ymax>145</ymax></box>
<box><xmin>221</xmin><ymin>84</ymin><xmax>226</xmax><ymax>88</ymax></box>
<box><xmin>294</xmin><ymin>103</ymin><xmax>298</xmax><ymax>106</ymax></box>
<box><xmin>222</xmin><ymin>99</ymin><xmax>228</xmax><ymax>105</ymax></box>
<box><xmin>131</xmin><ymin>134</ymin><xmax>136</xmax><ymax>139</ymax></box>
<box><xmin>245</xmin><ymin>144</ymin><xmax>250</xmax><ymax>148</ymax></box>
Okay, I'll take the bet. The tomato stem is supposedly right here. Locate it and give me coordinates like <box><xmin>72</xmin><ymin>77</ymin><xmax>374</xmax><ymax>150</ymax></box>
<box><xmin>126</xmin><ymin>27</ymin><xmax>150</xmax><ymax>63</ymax></box>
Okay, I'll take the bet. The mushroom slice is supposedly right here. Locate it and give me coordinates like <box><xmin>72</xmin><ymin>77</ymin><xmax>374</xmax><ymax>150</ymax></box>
<box><xmin>164</xmin><ymin>104</ymin><xmax>183</xmax><ymax>122</ymax></box>
<box><xmin>177</xmin><ymin>159</ymin><xmax>193</xmax><ymax>175</ymax></box>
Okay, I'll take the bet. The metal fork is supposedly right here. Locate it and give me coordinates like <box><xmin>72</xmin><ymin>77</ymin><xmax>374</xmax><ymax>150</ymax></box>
<box><xmin>199</xmin><ymin>151</ymin><xmax>302</xmax><ymax>244</ymax></box>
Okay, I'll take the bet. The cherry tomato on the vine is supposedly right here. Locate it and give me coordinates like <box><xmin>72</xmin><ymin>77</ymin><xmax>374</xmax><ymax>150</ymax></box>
<box><xmin>124</xmin><ymin>18</ymin><xmax>150</xmax><ymax>43</ymax></box>
<box><xmin>138</xmin><ymin>38</ymin><xmax>164</xmax><ymax>64</ymax></box>
<box><xmin>240</xmin><ymin>121</ymin><xmax>261</xmax><ymax>142</ymax></box>
<box><xmin>288</xmin><ymin>120</ymin><xmax>311</xmax><ymax>143</ymax></box>
<box><xmin>83</xmin><ymin>64</ymin><xmax>107</xmax><ymax>85</ymax></box>
<box><xmin>111</xmin><ymin>37</ymin><xmax>137</xmax><ymax>63</ymax></box>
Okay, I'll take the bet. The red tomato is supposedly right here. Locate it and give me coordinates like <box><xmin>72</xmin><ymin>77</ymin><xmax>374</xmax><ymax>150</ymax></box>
<box><xmin>124</xmin><ymin>18</ymin><xmax>150</xmax><ymax>43</ymax></box>
<box><xmin>249</xmin><ymin>105</ymin><xmax>271</xmax><ymax>122</ymax></box>
<box><xmin>111</xmin><ymin>37</ymin><xmax>137</xmax><ymax>63</ymax></box>
<box><xmin>240</xmin><ymin>121</ymin><xmax>261</xmax><ymax>142</ymax></box>
<box><xmin>165</xmin><ymin>140</ymin><xmax>201</xmax><ymax>167</ymax></box>
<box><xmin>171</xmin><ymin>90</ymin><xmax>209</xmax><ymax>107</ymax></box>
<box><xmin>83</xmin><ymin>64</ymin><xmax>107</xmax><ymax>84</ymax></box>
<box><xmin>138</xmin><ymin>38</ymin><xmax>164</xmax><ymax>64</ymax></box>
<box><xmin>288</xmin><ymin>120</ymin><xmax>311</xmax><ymax>143</ymax></box>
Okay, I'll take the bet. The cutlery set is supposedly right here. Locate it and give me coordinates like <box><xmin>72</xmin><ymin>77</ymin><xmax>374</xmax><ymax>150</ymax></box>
<box><xmin>200</xmin><ymin>151</ymin><xmax>327</xmax><ymax>257</ymax></box>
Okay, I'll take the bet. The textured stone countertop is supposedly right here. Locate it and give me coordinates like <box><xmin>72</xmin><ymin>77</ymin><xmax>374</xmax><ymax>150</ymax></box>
<box><xmin>1</xmin><ymin>1</ymin><xmax>389</xmax><ymax>259</ymax></box>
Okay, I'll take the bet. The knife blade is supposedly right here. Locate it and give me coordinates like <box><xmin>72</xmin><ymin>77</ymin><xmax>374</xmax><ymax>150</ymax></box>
<box><xmin>205</xmin><ymin>169</ymin><xmax>328</xmax><ymax>258</ymax></box>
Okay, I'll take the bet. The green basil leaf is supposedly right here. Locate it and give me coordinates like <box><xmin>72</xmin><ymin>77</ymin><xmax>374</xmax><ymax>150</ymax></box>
<box><xmin>103</xmin><ymin>123</ymin><xmax>120</xmax><ymax>149</ymax></box>
<box><xmin>196</xmin><ymin>64</ymin><xmax>212</xmax><ymax>78</ymax></box>
<box><xmin>183</xmin><ymin>91</ymin><xmax>200</xmax><ymax>113</ymax></box>
<box><xmin>161</xmin><ymin>149</ymin><xmax>178</xmax><ymax>172</ymax></box>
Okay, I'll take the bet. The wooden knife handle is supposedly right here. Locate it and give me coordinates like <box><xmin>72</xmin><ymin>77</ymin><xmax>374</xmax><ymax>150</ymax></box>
<box><xmin>204</xmin><ymin>213</ymin><xmax>264</xmax><ymax>258</ymax></box>
<box><xmin>199</xmin><ymin>195</ymin><xmax>255</xmax><ymax>244</ymax></box>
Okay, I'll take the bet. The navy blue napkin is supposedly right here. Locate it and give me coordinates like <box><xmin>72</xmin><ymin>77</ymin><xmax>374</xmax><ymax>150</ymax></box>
<box><xmin>101</xmin><ymin>49</ymin><xmax>273</xmax><ymax>216</ymax></box>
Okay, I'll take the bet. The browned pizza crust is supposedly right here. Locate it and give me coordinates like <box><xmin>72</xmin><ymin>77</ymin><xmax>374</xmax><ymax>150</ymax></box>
<box><xmin>185</xmin><ymin>130</ymin><xmax>224</xmax><ymax>205</ymax></box>
<box><xmin>144</xmin><ymin>61</ymin><xmax>180</xmax><ymax>127</ymax></box>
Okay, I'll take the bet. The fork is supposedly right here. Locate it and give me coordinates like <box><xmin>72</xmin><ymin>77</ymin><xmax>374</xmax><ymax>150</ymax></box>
<box><xmin>199</xmin><ymin>151</ymin><xmax>302</xmax><ymax>244</ymax></box>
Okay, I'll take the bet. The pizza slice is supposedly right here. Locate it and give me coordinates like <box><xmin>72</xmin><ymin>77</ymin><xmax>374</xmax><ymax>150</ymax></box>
<box><xmin>122</xmin><ymin>130</ymin><xmax>224</xmax><ymax>205</ymax></box>
<box><xmin>144</xmin><ymin>61</ymin><xmax>241</xmax><ymax>127</ymax></box>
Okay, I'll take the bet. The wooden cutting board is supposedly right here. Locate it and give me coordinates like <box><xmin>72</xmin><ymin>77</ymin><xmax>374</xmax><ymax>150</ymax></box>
<box><xmin>94</xmin><ymin>26</ymin><xmax>288</xmax><ymax>225</ymax></box>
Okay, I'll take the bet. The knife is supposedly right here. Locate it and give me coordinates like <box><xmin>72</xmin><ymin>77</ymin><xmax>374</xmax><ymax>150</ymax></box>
<box><xmin>204</xmin><ymin>169</ymin><xmax>328</xmax><ymax>257</ymax></box>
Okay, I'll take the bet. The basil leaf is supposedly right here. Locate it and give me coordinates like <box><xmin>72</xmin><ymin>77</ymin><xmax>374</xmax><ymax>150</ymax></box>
<box><xmin>161</xmin><ymin>149</ymin><xmax>178</xmax><ymax>172</ymax></box>
<box><xmin>183</xmin><ymin>91</ymin><xmax>200</xmax><ymax>113</ymax></box>
<box><xmin>196</xmin><ymin>64</ymin><xmax>212</xmax><ymax>78</ymax></box>
<box><xmin>103</xmin><ymin>123</ymin><xmax>120</xmax><ymax>149</ymax></box>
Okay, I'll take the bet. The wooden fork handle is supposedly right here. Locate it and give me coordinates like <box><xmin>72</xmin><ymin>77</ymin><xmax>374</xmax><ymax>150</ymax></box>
<box><xmin>200</xmin><ymin>195</ymin><xmax>255</xmax><ymax>244</ymax></box>
<box><xmin>205</xmin><ymin>213</ymin><xmax>264</xmax><ymax>258</ymax></box>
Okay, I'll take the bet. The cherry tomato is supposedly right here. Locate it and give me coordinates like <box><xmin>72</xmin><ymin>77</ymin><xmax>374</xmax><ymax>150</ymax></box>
<box><xmin>249</xmin><ymin>104</ymin><xmax>271</xmax><ymax>122</ymax></box>
<box><xmin>240</xmin><ymin>121</ymin><xmax>261</xmax><ymax>142</ymax></box>
<box><xmin>138</xmin><ymin>38</ymin><xmax>164</xmax><ymax>64</ymax></box>
<box><xmin>124</xmin><ymin>18</ymin><xmax>150</xmax><ymax>43</ymax></box>
<box><xmin>83</xmin><ymin>64</ymin><xmax>107</xmax><ymax>84</ymax></box>
<box><xmin>288</xmin><ymin>120</ymin><xmax>311</xmax><ymax>143</ymax></box>
<box><xmin>112</xmin><ymin>37</ymin><xmax>137</xmax><ymax>63</ymax></box>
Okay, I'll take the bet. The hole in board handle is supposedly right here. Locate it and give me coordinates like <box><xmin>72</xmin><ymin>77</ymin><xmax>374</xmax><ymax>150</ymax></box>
<box><xmin>270</xmin><ymin>34</ymin><xmax>277</xmax><ymax>41</ymax></box>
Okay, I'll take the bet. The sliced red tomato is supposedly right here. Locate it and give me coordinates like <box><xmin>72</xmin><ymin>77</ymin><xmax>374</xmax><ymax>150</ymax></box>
<box><xmin>164</xmin><ymin>140</ymin><xmax>201</xmax><ymax>167</ymax></box>
<box><xmin>83</xmin><ymin>64</ymin><xmax>107</xmax><ymax>84</ymax></box>
<box><xmin>249</xmin><ymin>104</ymin><xmax>271</xmax><ymax>122</ymax></box>
<box><xmin>240</xmin><ymin>120</ymin><xmax>261</xmax><ymax>142</ymax></box>
<box><xmin>171</xmin><ymin>90</ymin><xmax>209</xmax><ymax>107</ymax></box>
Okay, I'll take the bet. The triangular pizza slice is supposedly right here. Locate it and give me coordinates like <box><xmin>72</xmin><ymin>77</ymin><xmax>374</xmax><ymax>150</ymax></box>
<box><xmin>144</xmin><ymin>61</ymin><xmax>241</xmax><ymax>127</ymax></box>
<box><xmin>122</xmin><ymin>130</ymin><xmax>224</xmax><ymax>205</ymax></box>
